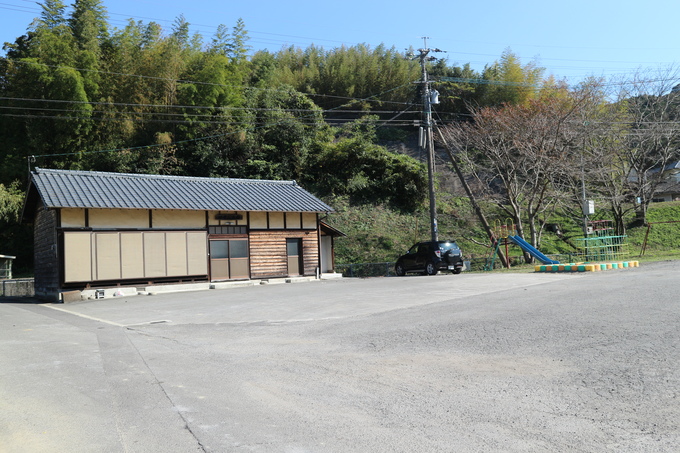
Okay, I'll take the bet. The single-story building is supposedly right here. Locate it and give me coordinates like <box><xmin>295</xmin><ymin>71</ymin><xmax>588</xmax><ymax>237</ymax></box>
<box><xmin>630</xmin><ymin>160</ymin><xmax>680</xmax><ymax>202</ymax></box>
<box><xmin>22</xmin><ymin>168</ymin><xmax>344</xmax><ymax>301</ymax></box>
<box><xmin>649</xmin><ymin>161</ymin><xmax>680</xmax><ymax>202</ymax></box>
<box><xmin>652</xmin><ymin>180</ymin><xmax>680</xmax><ymax>202</ymax></box>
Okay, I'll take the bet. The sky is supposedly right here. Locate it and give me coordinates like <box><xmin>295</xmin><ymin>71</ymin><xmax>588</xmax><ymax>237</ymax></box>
<box><xmin>2</xmin><ymin>0</ymin><xmax>680</xmax><ymax>85</ymax></box>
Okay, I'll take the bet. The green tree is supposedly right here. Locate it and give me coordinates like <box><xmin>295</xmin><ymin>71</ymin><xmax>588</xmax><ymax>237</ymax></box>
<box><xmin>0</xmin><ymin>0</ymin><xmax>89</xmax><ymax>181</ymax></box>
<box><xmin>305</xmin><ymin>117</ymin><xmax>427</xmax><ymax>211</ymax></box>
<box><xmin>227</xmin><ymin>18</ymin><xmax>250</xmax><ymax>64</ymax></box>
<box><xmin>623</xmin><ymin>67</ymin><xmax>680</xmax><ymax>225</ymax></box>
<box><xmin>210</xmin><ymin>24</ymin><xmax>231</xmax><ymax>55</ymax></box>
<box><xmin>479</xmin><ymin>48</ymin><xmax>545</xmax><ymax>106</ymax></box>
<box><xmin>249</xmin><ymin>50</ymin><xmax>277</xmax><ymax>87</ymax></box>
<box><xmin>26</xmin><ymin>1</ymin><xmax>77</xmax><ymax>65</ymax></box>
<box><xmin>270</xmin><ymin>44</ymin><xmax>419</xmax><ymax>110</ymax></box>
<box><xmin>69</xmin><ymin>0</ymin><xmax>108</xmax><ymax>46</ymax></box>
<box><xmin>37</xmin><ymin>0</ymin><xmax>68</xmax><ymax>30</ymax></box>
<box><xmin>429</xmin><ymin>61</ymin><xmax>482</xmax><ymax>119</ymax></box>
<box><xmin>244</xmin><ymin>85</ymin><xmax>326</xmax><ymax>180</ymax></box>
<box><xmin>565</xmin><ymin>79</ymin><xmax>634</xmax><ymax>235</ymax></box>
<box><xmin>445</xmin><ymin>94</ymin><xmax>581</xmax><ymax>257</ymax></box>
<box><xmin>0</xmin><ymin>182</ymin><xmax>32</xmax><ymax>273</ymax></box>
<box><xmin>65</xmin><ymin>0</ymin><xmax>109</xmax><ymax>155</ymax></box>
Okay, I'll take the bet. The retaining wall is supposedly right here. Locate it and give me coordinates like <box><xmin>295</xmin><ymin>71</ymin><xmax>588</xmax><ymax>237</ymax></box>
<box><xmin>0</xmin><ymin>279</ymin><xmax>35</xmax><ymax>297</ymax></box>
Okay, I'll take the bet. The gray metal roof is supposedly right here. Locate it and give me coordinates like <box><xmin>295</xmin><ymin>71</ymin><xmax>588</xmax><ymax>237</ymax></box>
<box><xmin>29</xmin><ymin>168</ymin><xmax>334</xmax><ymax>213</ymax></box>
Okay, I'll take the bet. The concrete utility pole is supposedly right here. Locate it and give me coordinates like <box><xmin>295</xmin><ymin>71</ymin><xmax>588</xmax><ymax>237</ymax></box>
<box><xmin>412</xmin><ymin>37</ymin><xmax>443</xmax><ymax>243</ymax></box>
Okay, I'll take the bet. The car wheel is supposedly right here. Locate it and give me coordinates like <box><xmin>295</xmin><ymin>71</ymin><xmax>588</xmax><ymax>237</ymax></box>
<box><xmin>395</xmin><ymin>263</ymin><xmax>406</xmax><ymax>276</ymax></box>
<box><xmin>425</xmin><ymin>262</ymin><xmax>437</xmax><ymax>275</ymax></box>
<box><xmin>452</xmin><ymin>268</ymin><xmax>462</xmax><ymax>275</ymax></box>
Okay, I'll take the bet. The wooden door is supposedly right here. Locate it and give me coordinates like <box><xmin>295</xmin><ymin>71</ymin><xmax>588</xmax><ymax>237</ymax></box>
<box><xmin>210</xmin><ymin>239</ymin><xmax>249</xmax><ymax>281</ymax></box>
<box><xmin>286</xmin><ymin>238</ymin><xmax>303</xmax><ymax>276</ymax></box>
<box><xmin>210</xmin><ymin>240</ymin><xmax>230</xmax><ymax>280</ymax></box>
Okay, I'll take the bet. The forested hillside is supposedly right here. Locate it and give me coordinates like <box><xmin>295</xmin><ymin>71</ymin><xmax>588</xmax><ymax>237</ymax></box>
<box><xmin>2</xmin><ymin>0</ymin><xmax>680</xmax><ymax>273</ymax></box>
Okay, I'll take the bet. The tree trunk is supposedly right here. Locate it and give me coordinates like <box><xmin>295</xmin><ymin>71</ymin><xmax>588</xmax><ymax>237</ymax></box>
<box><xmin>436</xmin><ymin>126</ymin><xmax>508</xmax><ymax>268</ymax></box>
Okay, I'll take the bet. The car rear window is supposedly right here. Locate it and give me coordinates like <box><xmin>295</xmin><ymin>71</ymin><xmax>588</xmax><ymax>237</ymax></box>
<box><xmin>438</xmin><ymin>242</ymin><xmax>459</xmax><ymax>252</ymax></box>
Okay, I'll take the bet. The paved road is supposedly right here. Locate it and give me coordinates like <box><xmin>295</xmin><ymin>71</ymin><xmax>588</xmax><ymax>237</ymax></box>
<box><xmin>1</xmin><ymin>262</ymin><xmax>679</xmax><ymax>452</ymax></box>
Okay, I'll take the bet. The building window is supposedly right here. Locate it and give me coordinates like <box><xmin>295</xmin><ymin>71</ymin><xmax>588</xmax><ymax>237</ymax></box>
<box><xmin>209</xmin><ymin>239</ymin><xmax>249</xmax><ymax>280</ymax></box>
<box><xmin>209</xmin><ymin>226</ymin><xmax>247</xmax><ymax>235</ymax></box>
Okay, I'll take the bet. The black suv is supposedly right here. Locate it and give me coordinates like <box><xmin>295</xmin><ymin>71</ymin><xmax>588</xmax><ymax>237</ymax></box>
<box><xmin>395</xmin><ymin>241</ymin><xmax>464</xmax><ymax>276</ymax></box>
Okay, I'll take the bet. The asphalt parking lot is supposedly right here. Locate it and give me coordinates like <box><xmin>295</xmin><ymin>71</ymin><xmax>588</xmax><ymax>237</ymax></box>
<box><xmin>2</xmin><ymin>261</ymin><xmax>679</xmax><ymax>452</ymax></box>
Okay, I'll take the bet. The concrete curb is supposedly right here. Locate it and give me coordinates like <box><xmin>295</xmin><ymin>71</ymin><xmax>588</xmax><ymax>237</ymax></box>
<box><xmin>211</xmin><ymin>281</ymin><xmax>257</xmax><ymax>289</ymax></box>
<box><xmin>61</xmin><ymin>276</ymin><xmax>333</xmax><ymax>302</ymax></box>
<box><xmin>535</xmin><ymin>261</ymin><xmax>640</xmax><ymax>273</ymax></box>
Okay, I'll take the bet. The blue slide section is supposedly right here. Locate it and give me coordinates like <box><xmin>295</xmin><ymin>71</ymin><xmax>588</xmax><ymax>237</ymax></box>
<box><xmin>508</xmin><ymin>235</ymin><xmax>560</xmax><ymax>264</ymax></box>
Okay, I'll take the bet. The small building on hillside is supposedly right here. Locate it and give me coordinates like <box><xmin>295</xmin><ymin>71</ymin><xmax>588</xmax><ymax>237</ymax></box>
<box><xmin>650</xmin><ymin>161</ymin><xmax>680</xmax><ymax>202</ymax></box>
<box><xmin>629</xmin><ymin>160</ymin><xmax>680</xmax><ymax>202</ymax></box>
<box><xmin>22</xmin><ymin>168</ymin><xmax>344</xmax><ymax>301</ymax></box>
<box><xmin>652</xmin><ymin>180</ymin><xmax>680</xmax><ymax>203</ymax></box>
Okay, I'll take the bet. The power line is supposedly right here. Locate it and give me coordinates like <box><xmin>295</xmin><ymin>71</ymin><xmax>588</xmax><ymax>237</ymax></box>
<box><xmin>0</xmin><ymin>4</ymin><xmax>35</xmax><ymax>13</ymax></box>
<box><xmin>7</xmin><ymin>54</ymin><xmax>674</xmax><ymax>95</ymax></box>
<box><xmin>2</xmin><ymin>59</ymin><xmax>414</xmax><ymax>107</ymax></box>
<box><xmin>24</xmin><ymin>81</ymin><xmax>420</xmax><ymax>160</ymax></box>
<box><xmin>3</xmin><ymin>0</ymin><xmax>678</xmax><ymax>86</ymax></box>
<box><xmin>0</xmin><ymin>96</ymin><xmax>415</xmax><ymax>114</ymax></box>
<box><xmin>0</xmin><ymin>109</ymin><xmax>422</xmax><ymax>127</ymax></box>
<box><xmin>0</xmin><ymin>2</ymin><xmax>366</xmax><ymax>55</ymax></box>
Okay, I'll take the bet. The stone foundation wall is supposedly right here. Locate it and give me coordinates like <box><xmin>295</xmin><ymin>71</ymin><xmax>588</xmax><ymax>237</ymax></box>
<box><xmin>0</xmin><ymin>279</ymin><xmax>35</xmax><ymax>297</ymax></box>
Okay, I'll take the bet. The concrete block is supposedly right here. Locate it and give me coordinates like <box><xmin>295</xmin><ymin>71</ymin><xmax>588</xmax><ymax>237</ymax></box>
<box><xmin>285</xmin><ymin>277</ymin><xmax>314</xmax><ymax>284</ymax></box>
<box><xmin>60</xmin><ymin>290</ymin><xmax>83</xmax><ymax>303</ymax></box>
<box><xmin>258</xmin><ymin>278</ymin><xmax>288</xmax><ymax>285</ymax></box>
<box><xmin>210</xmin><ymin>281</ymin><xmax>256</xmax><ymax>289</ymax></box>
<box><xmin>81</xmin><ymin>287</ymin><xmax>139</xmax><ymax>300</ymax></box>
<box><xmin>139</xmin><ymin>283</ymin><xmax>211</xmax><ymax>294</ymax></box>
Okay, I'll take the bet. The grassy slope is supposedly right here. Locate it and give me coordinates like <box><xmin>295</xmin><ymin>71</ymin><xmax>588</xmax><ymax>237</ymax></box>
<box><xmin>627</xmin><ymin>201</ymin><xmax>680</xmax><ymax>261</ymax></box>
<box><xmin>327</xmin><ymin>198</ymin><xmax>680</xmax><ymax>266</ymax></box>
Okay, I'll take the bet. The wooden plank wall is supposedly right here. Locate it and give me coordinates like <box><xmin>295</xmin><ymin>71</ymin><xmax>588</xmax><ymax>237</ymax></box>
<box><xmin>249</xmin><ymin>230</ymin><xmax>319</xmax><ymax>278</ymax></box>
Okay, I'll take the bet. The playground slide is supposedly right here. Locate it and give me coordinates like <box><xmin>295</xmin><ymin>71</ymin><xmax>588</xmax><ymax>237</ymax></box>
<box><xmin>508</xmin><ymin>235</ymin><xmax>560</xmax><ymax>264</ymax></box>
